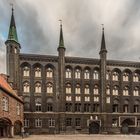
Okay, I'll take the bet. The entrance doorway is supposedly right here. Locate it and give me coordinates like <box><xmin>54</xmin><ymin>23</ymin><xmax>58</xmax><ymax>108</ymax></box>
<box><xmin>89</xmin><ymin>121</ymin><xmax>100</xmax><ymax>134</ymax></box>
<box><xmin>14</xmin><ymin>121</ymin><xmax>22</xmax><ymax>135</ymax></box>
<box><xmin>121</xmin><ymin>119</ymin><xmax>135</xmax><ymax>134</ymax></box>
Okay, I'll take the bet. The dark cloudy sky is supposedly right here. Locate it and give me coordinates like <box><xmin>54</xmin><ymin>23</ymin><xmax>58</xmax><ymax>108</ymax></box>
<box><xmin>0</xmin><ymin>0</ymin><xmax>140</xmax><ymax>73</ymax></box>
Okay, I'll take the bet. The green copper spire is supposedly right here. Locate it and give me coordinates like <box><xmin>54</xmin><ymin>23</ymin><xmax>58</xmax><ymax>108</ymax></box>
<box><xmin>58</xmin><ymin>20</ymin><xmax>65</xmax><ymax>48</ymax></box>
<box><xmin>100</xmin><ymin>25</ymin><xmax>107</xmax><ymax>54</ymax></box>
<box><xmin>8</xmin><ymin>7</ymin><xmax>18</xmax><ymax>43</ymax></box>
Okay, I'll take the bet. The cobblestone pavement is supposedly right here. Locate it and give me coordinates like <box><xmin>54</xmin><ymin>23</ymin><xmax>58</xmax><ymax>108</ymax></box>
<box><xmin>1</xmin><ymin>135</ymin><xmax>140</xmax><ymax>140</ymax></box>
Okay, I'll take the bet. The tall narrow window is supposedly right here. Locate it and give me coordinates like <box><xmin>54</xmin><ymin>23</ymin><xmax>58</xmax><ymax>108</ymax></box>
<box><xmin>23</xmin><ymin>82</ymin><xmax>30</xmax><ymax>93</ymax></box>
<box><xmin>75</xmin><ymin>96</ymin><xmax>81</xmax><ymax>101</ymax></box>
<box><xmin>65</xmin><ymin>103</ymin><xmax>72</xmax><ymax>112</ymax></box>
<box><xmin>106</xmin><ymin>71</ymin><xmax>110</xmax><ymax>80</ymax></box>
<box><xmin>46</xmin><ymin>67</ymin><xmax>53</xmax><ymax>78</ymax></box>
<box><xmin>133</xmin><ymin>73</ymin><xmax>139</xmax><ymax>82</ymax></box>
<box><xmin>106</xmin><ymin>85</ymin><xmax>110</xmax><ymax>95</ymax></box>
<box><xmin>17</xmin><ymin>103</ymin><xmax>20</xmax><ymax>115</ymax></box>
<box><xmin>66</xmin><ymin>118</ymin><xmax>72</xmax><ymax>126</ymax></box>
<box><xmin>123</xmin><ymin>105</ymin><xmax>129</xmax><ymax>113</ymax></box>
<box><xmin>2</xmin><ymin>97</ymin><xmax>8</xmax><ymax>111</ymax></box>
<box><xmin>24</xmin><ymin>119</ymin><xmax>29</xmax><ymax>128</ymax></box>
<box><xmin>35</xmin><ymin>82</ymin><xmax>41</xmax><ymax>93</ymax></box>
<box><xmin>84</xmin><ymin>104</ymin><xmax>90</xmax><ymax>112</ymax></box>
<box><xmin>84</xmin><ymin>69</ymin><xmax>90</xmax><ymax>79</ymax></box>
<box><xmin>75</xmin><ymin>69</ymin><xmax>81</xmax><ymax>79</ymax></box>
<box><xmin>75</xmin><ymin>84</ymin><xmax>81</xmax><ymax>94</ymax></box>
<box><xmin>84</xmin><ymin>84</ymin><xmax>90</xmax><ymax>94</ymax></box>
<box><xmin>47</xmin><ymin>103</ymin><xmax>53</xmax><ymax>112</ymax></box>
<box><xmin>134</xmin><ymin>105</ymin><xmax>139</xmax><ymax>113</ymax></box>
<box><xmin>112</xmin><ymin>119</ymin><xmax>118</xmax><ymax>127</ymax></box>
<box><xmin>112</xmin><ymin>104</ymin><xmax>118</xmax><ymax>113</ymax></box>
<box><xmin>23</xmin><ymin>66</ymin><xmax>30</xmax><ymax>77</ymax></box>
<box><xmin>93</xmin><ymin>70</ymin><xmax>99</xmax><ymax>80</ymax></box>
<box><xmin>66</xmin><ymin>96</ymin><xmax>72</xmax><ymax>101</ymax></box>
<box><xmin>35</xmin><ymin>102</ymin><xmax>41</xmax><ymax>112</ymax></box>
<box><xmin>66</xmin><ymin>84</ymin><xmax>71</xmax><ymax>94</ymax></box>
<box><xmin>85</xmin><ymin>96</ymin><xmax>90</xmax><ymax>102</ymax></box>
<box><xmin>75</xmin><ymin>103</ymin><xmax>81</xmax><ymax>112</ymax></box>
<box><xmin>66</xmin><ymin>68</ymin><xmax>72</xmax><ymax>78</ymax></box>
<box><xmin>93</xmin><ymin>104</ymin><xmax>99</xmax><ymax>112</ymax></box>
<box><xmin>46</xmin><ymin>83</ymin><xmax>53</xmax><ymax>93</ymax></box>
<box><xmin>35</xmin><ymin>67</ymin><xmax>41</xmax><ymax>77</ymax></box>
<box><xmin>75</xmin><ymin>118</ymin><xmax>81</xmax><ymax>126</ymax></box>
<box><xmin>35</xmin><ymin>119</ymin><xmax>42</xmax><ymax>127</ymax></box>
<box><xmin>48</xmin><ymin>118</ymin><xmax>55</xmax><ymax>127</ymax></box>
<box><xmin>133</xmin><ymin>87</ymin><xmax>139</xmax><ymax>96</ymax></box>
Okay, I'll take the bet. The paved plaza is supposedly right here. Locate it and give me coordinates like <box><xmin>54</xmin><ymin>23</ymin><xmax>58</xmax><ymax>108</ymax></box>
<box><xmin>1</xmin><ymin>135</ymin><xmax>140</xmax><ymax>140</ymax></box>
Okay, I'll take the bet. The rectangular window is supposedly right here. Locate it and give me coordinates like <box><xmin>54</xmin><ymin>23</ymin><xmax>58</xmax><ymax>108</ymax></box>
<box><xmin>35</xmin><ymin>103</ymin><xmax>41</xmax><ymax>112</ymax></box>
<box><xmin>84</xmin><ymin>104</ymin><xmax>90</xmax><ymax>112</ymax></box>
<box><xmin>66</xmin><ymin>118</ymin><xmax>72</xmax><ymax>126</ymax></box>
<box><xmin>66</xmin><ymin>96</ymin><xmax>72</xmax><ymax>101</ymax></box>
<box><xmin>75</xmin><ymin>96</ymin><xmax>81</xmax><ymax>101</ymax></box>
<box><xmin>48</xmin><ymin>118</ymin><xmax>55</xmax><ymax>127</ymax></box>
<box><xmin>17</xmin><ymin>103</ymin><xmax>20</xmax><ymax>115</ymax></box>
<box><xmin>2</xmin><ymin>97</ymin><xmax>8</xmax><ymax>111</ymax></box>
<box><xmin>94</xmin><ymin>96</ymin><xmax>99</xmax><ymax>102</ymax></box>
<box><xmin>24</xmin><ymin>119</ymin><xmax>29</xmax><ymax>128</ymax></box>
<box><xmin>85</xmin><ymin>96</ymin><xmax>90</xmax><ymax>102</ymax></box>
<box><xmin>35</xmin><ymin>119</ymin><xmax>42</xmax><ymax>127</ymax></box>
<box><xmin>75</xmin><ymin>103</ymin><xmax>81</xmax><ymax>112</ymax></box>
<box><xmin>106</xmin><ymin>97</ymin><xmax>110</xmax><ymax>103</ymax></box>
<box><xmin>75</xmin><ymin>118</ymin><xmax>81</xmax><ymax>127</ymax></box>
<box><xmin>93</xmin><ymin>104</ymin><xmax>99</xmax><ymax>112</ymax></box>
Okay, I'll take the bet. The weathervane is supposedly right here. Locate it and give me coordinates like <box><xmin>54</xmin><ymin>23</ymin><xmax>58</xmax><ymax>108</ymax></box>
<box><xmin>10</xmin><ymin>3</ymin><xmax>14</xmax><ymax>12</ymax></box>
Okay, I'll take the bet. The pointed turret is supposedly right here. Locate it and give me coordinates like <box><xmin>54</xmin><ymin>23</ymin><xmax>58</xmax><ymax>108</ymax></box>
<box><xmin>58</xmin><ymin>20</ymin><xmax>65</xmax><ymax>49</ymax></box>
<box><xmin>7</xmin><ymin>7</ymin><xmax>19</xmax><ymax>43</ymax></box>
<box><xmin>99</xmin><ymin>26</ymin><xmax>107</xmax><ymax>54</ymax></box>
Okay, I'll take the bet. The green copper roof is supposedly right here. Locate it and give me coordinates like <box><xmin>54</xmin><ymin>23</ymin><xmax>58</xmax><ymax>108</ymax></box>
<box><xmin>58</xmin><ymin>24</ymin><xmax>65</xmax><ymax>48</ymax></box>
<box><xmin>100</xmin><ymin>27</ymin><xmax>107</xmax><ymax>52</ymax></box>
<box><xmin>8</xmin><ymin>8</ymin><xmax>18</xmax><ymax>43</ymax></box>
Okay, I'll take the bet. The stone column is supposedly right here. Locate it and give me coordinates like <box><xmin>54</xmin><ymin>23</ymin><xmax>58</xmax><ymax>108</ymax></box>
<box><xmin>10</xmin><ymin>125</ymin><xmax>14</xmax><ymax>138</ymax></box>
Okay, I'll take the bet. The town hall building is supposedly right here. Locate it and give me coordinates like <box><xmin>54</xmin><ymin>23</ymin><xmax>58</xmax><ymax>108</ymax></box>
<box><xmin>4</xmin><ymin>8</ymin><xmax>140</xmax><ymax>134</ymax></box>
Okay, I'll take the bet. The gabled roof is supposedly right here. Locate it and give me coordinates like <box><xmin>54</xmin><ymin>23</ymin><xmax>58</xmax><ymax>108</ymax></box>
<box><xmin>0</xmin><ymin>74</ymin><xmax>23</xmax><ymax>103</ymax></box>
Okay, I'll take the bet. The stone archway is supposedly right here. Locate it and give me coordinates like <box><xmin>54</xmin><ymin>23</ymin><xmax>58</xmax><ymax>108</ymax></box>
<box><xmin>14</xmin><ymin>120</ymin><xmax>22</xmax><ymax>135</ymax></box>
<box><xmin>89</xmin><ymin>121</ymin><xmax>100</xmax><ymax>134</ymax></box>
<box><xmin>121</xmin><ymin>119</ymin><xmax>135</xmax><ymax>134</ymax></box>
<box><xmin>0</xmin><ymin>118</ymin><xmax>12</xmax><ymax>137</ymax></box>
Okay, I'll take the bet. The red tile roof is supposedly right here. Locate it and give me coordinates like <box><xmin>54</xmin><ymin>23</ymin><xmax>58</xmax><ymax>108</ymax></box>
<box><xmin>0</xmin><ymin>74</ymin><xmax>23</xmax><ymax>102</ymax></box>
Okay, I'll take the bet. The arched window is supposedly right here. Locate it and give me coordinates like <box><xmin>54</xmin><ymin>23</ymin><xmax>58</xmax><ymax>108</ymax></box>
<box><xmin>123</xmin><ymin>72</ymin><xmax>129</xmax><ymax>81</ymax></box>
<box><xmin>133</xmin><ymin>73</ymin><xmax>139</xmax><ymax>82</ymax></box>
<box><xmin>23</xmin><ymin>82</ymin><xmax>30</xmax><ymax>93</ymax></box>
<box><xmin>106</xmin><ymin>71</ymin><xmax>110</xmax><ymax>80</ymax></box>
<box><xmin>93</xmin><ymin>85</ymin><xmax>99</xmax><ymax>95</ymax></box>
<box><xmin>66</xmin><ymin>83</ymin><xmax>71</xmax><ymax>94</ymax></box>
<box><xmin>35</xmin><ymin>82</ymin><xmax>41</xmax><ymax>93</ymax></box>
<box><xmin>75</xmin><ymin>69</ymin><xmax>81</xmax><ymax>79</ymax></box>
<box><xmin>123</xmin><ymin>86</ymin><xmax>129</xmax><ymax>96</ymax></box>
<box><xmin>84</xmin><ymin>69</ymin><xmax>90</xmax><ymax>79</ymax></box>
<box><xmin>46</xmin><ymin>83</ymin><xmax>53</xmax><ymax>93</ymax></box>
<box><xmin>35</xmin><ymin>102</ymin><xmax>41</xmax><ymax>112</ymax></box>
<box><xmin>35</xmin><ymin>67</ymin><xmax>41</xmax><ymax>77</ymax></box>
<box><xmin>75</xmin><ymin>84</ymin><xmax>81</xmax><ymax>94</ymax></box>
<box><xmin>46</xmin><ymin>67</ymin><xmax>53</xmax><ymax>78</ymax></box>
<box><xmin>133</xmin><ymin>87</ymin><xmax>139</xmax><ymax>96</ymax></box>
<box><xmin>112</xmin><ymin>100</ymin><xmax>119</xmax><ymax>113</ymax></box>
<box><xmin>24</xmin><ymin>102</ymin><xmax>30</xmax><ymax>111</ymax></box>
<box><xmin>113</xmin><ymin>86</ymin><xmax>119</xmax><ymax>96</ymax></box>
<box><xmin>23</xmin><ymin>66</ymin><xmax>30</xmax><ymax>77</ymax></box>
<box><xmin>84</xmin><ymin>84</ymin><xmax>90</xmax><ymax>94</ymax></box>
<box><xmin>47</xmin><ymin>103</ymin><xmax>53</xmax><ymax>112</ymax></box>
<box><xmin>106</xmin><ymin>85</ymin><xmax>110</xmax><ymax>95</ymax></box>
<box><xmin>93</xmin><ymin>70</ymin><xmax>99</xmax><ymax>80</ymax></box>
<box><xmin>65</xmin><ymin>68</ymin><xmax>72</xmax><ymax>78</ymax></box>
<box><xmin>123</xmin><ymin>100</ymin><xmax>129</xmax><ymax>113</ymax></box>
<box><xmin>112</xmin><ymin>71</ymin><xmax>119</xmax><ymax>81</ymax></box>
